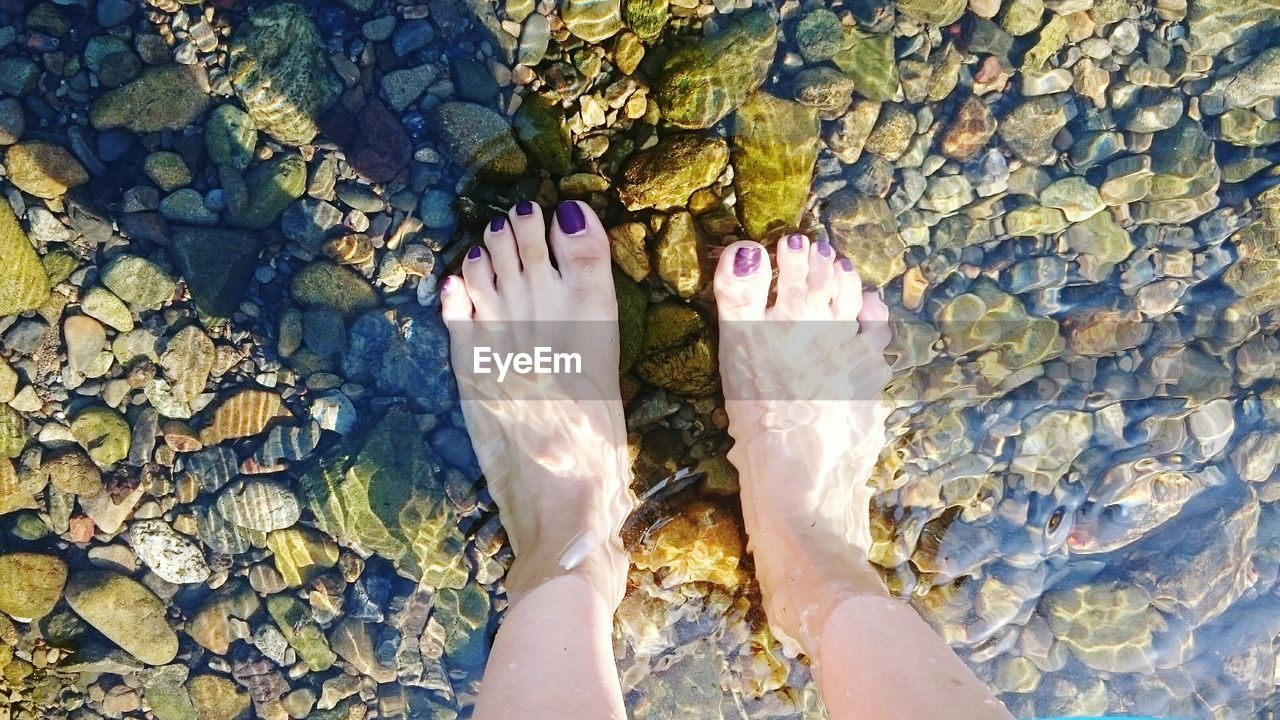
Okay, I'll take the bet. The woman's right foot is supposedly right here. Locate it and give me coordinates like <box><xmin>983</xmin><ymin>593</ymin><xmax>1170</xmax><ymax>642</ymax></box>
<box><xmin>713</xmin><ymin>234</ymin><xmax>893</xmax><ymax>656</ymax></box>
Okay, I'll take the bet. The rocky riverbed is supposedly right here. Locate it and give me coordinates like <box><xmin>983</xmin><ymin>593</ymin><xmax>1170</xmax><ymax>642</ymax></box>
<box><xmin>1</xmin><ymin>0</ymin><xmax>1280</xmax><ymax>717</ymax></box>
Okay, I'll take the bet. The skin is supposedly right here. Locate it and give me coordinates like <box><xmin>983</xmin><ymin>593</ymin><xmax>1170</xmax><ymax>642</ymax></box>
<box><xmin>441</xmin><ymin>201</ymin><xmax>1014</xmax><ymax>720</ymax></box>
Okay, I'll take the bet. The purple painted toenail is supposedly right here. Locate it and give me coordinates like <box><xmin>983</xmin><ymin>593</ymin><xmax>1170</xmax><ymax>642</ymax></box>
<box><xmin>556</xmin><ymin>201</ymin><xmax>587</xmax><ymax>235</ymax></box>
<box><xmin>817</xmin><ymin>240</ymin><xmax>833</xmax><ymax>258</ymax></box>
<box><xmin>516</xmin><ymin>200</ymin><xmax>535</xmax><ymax>216</ymax></box>
<box><xmin>839</xmin><ymin>257</ymin><xmax>855</xmax><ymax>272</ymax></box>
<box><xmin>467</xmin><ymin>246</ymin><xmax>483</xmax><ymax>260</ymax></box>
<box><xmin>733</xmin><ymin>246</ymin><xmax>762</xmax><ymax>277</ymax></box>
<box><xmin>489</xmin><ymin>215</ymin><xmax>506</xmax><ymax>232</ymax></box>
<box><xmin>787</xmin><ymin>233</ymin><xmax>804</xmax><ymax>250</ymax></box>
<box><xmin>441</xmin><ymin>276</ymin><xmax>456</xmax><ymax>293</ymax></box>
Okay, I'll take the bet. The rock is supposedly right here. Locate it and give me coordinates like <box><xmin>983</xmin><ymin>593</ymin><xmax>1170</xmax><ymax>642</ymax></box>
<box><xmin>618</xmin><ymin>134</ymin><xmax>728</xmax><ymax>211</ymax></box>
<box><xmin>1005</xmin><ymin>204</ymin><xmax>1068</xmax><ymax>236</ymax></box>
<box><xmin>291</xmin><ymin>261</ymin><xmax>380</xmax><ymax>318</ymax></box>
<box><xmin>634</xmin><ymin>303</ymin><xmax>717</xmax><ymax>395</ymax></box>
<box><xmin>265</xmin><ymin>594</ymin><xmax>336</xmax><ymax>672</ymax></box>
<box><xmin>865</xmin><ymin>103</ymin><xmax>916</xmax><ymax>161</ymax></box>
<box><xmin>633</xmin><ymin>501</ymin><xmax>743</xmax><ymax>587</ymax></box>
<box><xmin>381</xmin><ymin>64</ymin><xmax>439</xmax><ymax>112</ymax></box>
<box><xmin>129</xmin><ymin>519</ymin><xmax>211</xmax><ymax>585</ymax></box>
<box><xmin>267</xmin><ymin>526</ymin><xmax>339</xmax><ymax>587</ymax></box>
<box><xmin>138</xmin><ymin>666</ymin><xmax>197</xmax><ymax>720</ymax></box>
<box><xmin>794</xmin><ymin>67</ymin><xmax>856</xmax><ymax>115</ymax></box>
<box><xmin>392</xmin><ymin>19</ymin><xmax>436</xmax><ymax>56</ymax></box>
<box><xmin>0</xmin><ymin>97</ymin><xmax>25</xmax><ymax>145</ymax></box>
<box><xmin>0</xmin><ymin>190</ymin><xmax>50</xmax><ymax>316</ymax></box>
<box><xmin>434</xmin><ymin>583</ymin><xmax>492</xmax><ymax>668</ymax></box>
<box><xmin>341</xmin><ymin>306</ymin><xmax>456</xmax><ymax>413</ymax></box>
<box><xmin>615</xmin><ymin>270</ymin><xmax>645</xmax><ymax>373</ymax></box>
<box><xmin>1185</xmin><ymin>0</ymin><xmax>1280</xmax><ymax>55</ymax></box>
<box><xmin>144</xmin><ymin>152</ymin><xmax>192</xmax><ymax>192</ymax></box>
<box><xmin>329</xmin><ymin>618</ymin><xmax>397</xmax><ymax>682</ymax></box>
<box><xmin>71</xmin><ymin>406</ymin><xmax>131</xmax><ymax>466</ymax></box>
<box><xmin>0</xmin><ymin>553</ymin><xmax>66</xmax><ymax>620</ymax></box>
<box><xmin>38</xmin><ymin>448</ymin><xmax>102</xmax><ymax>496</ymax></box>
<box><xmin>91</xmin><ymin>64</ymin><xmax>210</xmax><ymax>133</ymax></box>
<box><xmin>311</xmin><ymin>392</ymin><xmax>357</xmax><ymax>435</ymax></box>
<box><xmin>101</xmin><ymin>255</ymin><xmax>177</xmax><ymax>311</ymax></box>
<box><xmin>187</xmin><ymin>581</ymin><xmax>260</xmax><ymax>655</ymax></box>
<box><xmin>512</xmin><ymin>94</ymin><xmax>573</xmax><ymax>176</ymax></box>
<box><xmin>187</xmin><ymin>675</ymin><xmax>251</xmax><ymax>720</ymax></box>
<box><xmin>301</xmin><ymin>407</ymin><xmax>467</xmax><ymax>587</ymax></box>
<box><xmin>82</xmin><ymin>286</ymin><xmax>134</xmax><ymax>332</ymax></box>
<box><xmin>229</xmin><ymin>2</ymin><xmax>340</xmax><ymax>146</ymax></box>
<box><xmin>625</xmin><ymin>0</ymin><xmax>668</xmax><ymax>41</ymax></box>
<box><xmin>832</xmin><ymin>27</ymin><xmax>899</xmax><ymax>102</ymax></box>
<box><xmin>64</xmin><ymin>314</ymin><xmax>106</xmax><ymax>375</ymax></box>
<box><xmin>430</xmin><ymin>102</ymin><xmax>528</xmax><ymax>180</ymax></box>
<box><xmin>655</xmin><ymin>11</ymin><xmax>778</xmax><ymax>129</ymax></box>
<box><xmin>823</xmin><ymin>190</ymin><xmax>904</xmax><ymax>287</ymax></box>
<box><xmin>732</xmin><ymin>92</ymin><xmax>819</xmax><ymax>242</ymax></box>
<box><xmin>348</xmin><ymin>100</ymin><xmax>410</xmax><ymax>184</ymax></box>
<box><xmin>160</xmin><ymin>189</ymin><xmax>218</xmax><ymax>226</ymax></box>
<box><xmin>0</xmin><ymin>405</ymin><xmax>25</xmax><ymax>459</ymax></box>
<box><xmin>0</xmin><ymin>456</ymin><xmax>43</xmax><ymax>515</ymax></box>
<box><xmin>940</xmin><ymin>96</ymin><xmax>997</xmax><ymax>161</ymax></box>
<box><xmin>170</xmin><ymin>227</ymin><xmax>261</xmax><ymax>320</ymax></box>
<box><xmin>608</xmin><ymin>222</ymin><xmax>650</xmax><ymax>282</ymax></box>
<box><xmin>199</xmin><ymin>388</ymin><xmax>290</xmax><ymax>446</ymax></box>
<box><xmin>216</xmin><ymin>478</ymin><xmax>301</xmax><ymax>532</ymax></box>
<box><xmin>205</xmin><ymin>105</ymin><xmax>258</xmax><ymax>171</ymax></box>
<box><xmin>1064</xmin><ymin>211</ymin><xmax>1132</xmax><ymax>281</ymax></box>
<box><xmin>896</xmin><ymin>0</ymin><xmax>966</xmax><ymax>24</ymax></box>
<box><xmin>998</xmin><ymin>96</ymin><xmax>1068</xmax><ymax>165</ymax></box>
<box><xmin>655</xmin><ymin>211</ymin><xmax>703</xmax><ymax>298</ymax></box>
<box><xmin>65</xmin><ymin>569</ymin><xmax>178</xmax><ymax>665</ymax></box>
<box><xmin>793</xmin><ymin>8</ymin><xmax>844</xmax><ymax>63</ymax></box>
<box><xmin>562</xmin><ymin>0</ymin><xmax>622</xmax><ymax>42</ymax></box>
<box><xmin>229</xmin><ymin>153</ymin><xmax>307</xmax><ymax>229</ymax></box>
<box><xmin>5</xmin><ymin>141</ymin><xmax>88</xmax><ymax>199</ymax></box>
<box><xmin>1040</xmin><ymin>176</ymin><xmax>1104</xmax><ymax>222</ymax></box>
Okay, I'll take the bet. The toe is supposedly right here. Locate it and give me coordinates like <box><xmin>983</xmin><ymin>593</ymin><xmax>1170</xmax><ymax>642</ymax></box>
<box><xmin>461</xmin><ymin>245</ymin><xmax>500</xmax><ymax>317</ymax></box>
<box><xmin>483</xmin><ymin>214</ymin><xmax>521</xmax><ymax>283</ymax></box>
<box><xmin>773</xmin><ymin>232</ymin><xmax>809</xmax><ymax>317</ymax></box>
<box><xmin>508</xmin><ymin>200</ymin><xmax>555</xmax><ymax>278</ymax></box>
<box><xmin>440</xmin><ymin>274</ymin><xmax>475</xmax><ymax>323</ymax></box>
<box><xmin>806</xmin><ymin>240</ymin><xmax>838</xmax><ymax>313</ymax></box>
<box><xmin>834</xmin><ymin>258</ymin><xmax>864</xmax><ymax>320</ymax></box>
<box><xmin>714</xmin><ymin>240</ymin><xmax>771</xmax><ymax>321</ymax></box>
<box><xmin>858</xmin><ymin>290</ymin><xmax>892</xmax><ymax>354</ymax></box>
<box><xmin>549</xmin><ymin>201</ymin><xmax>613</xmax><ymax>296</ymax></box>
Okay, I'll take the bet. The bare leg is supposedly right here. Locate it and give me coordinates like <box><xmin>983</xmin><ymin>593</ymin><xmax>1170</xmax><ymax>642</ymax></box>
<box><xmin>442</xmin><ymin>201</ymin><xmax>630</xmax><ymax>720</ymax></box>
<box><xmin>713</xmin><ymin>235</ymin><xmax>1014</xmax><ymax>720</ymax></box>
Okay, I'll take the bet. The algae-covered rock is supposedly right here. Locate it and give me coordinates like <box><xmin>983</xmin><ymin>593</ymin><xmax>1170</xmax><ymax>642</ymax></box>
<box><xmin>634</xmin><ymin>303</ymin><xmax>717</xmax><ymax>395</ymax></box>
<box><xmin>625</xmin><ymin>0</ymin><xmax>668</xmax><ymax>41</ymax></box>
<box><xmin>434</xmin><ymin>583</ymin><xmax>492</xmax><ymax>669</ymax></box>
<box><xmin>205</xmin><ymin>104</ymin><xmax>258</xmax><ymax>171</ymax></box>
<box><xmin>265</xmin><ymin>594</ymin><xmax>337</xmax><ymax>672</ymax></box>
<box><xmin>431</xmin><ymin>102</ymin><xmax>529</xmax><ymax>180</ymax></box>
<box><xmin>65</xmin><ymin>569</ymin><xmax>179</xmax><ymax>665</ymax></box>
<box><xmin>792</xmin><ymin>8</ymin><xmax>844</xmax><ymax>63</ymax></box>
<box><xmin>90</xmin><ymin>64</ymin><xmax>211</xmax><ymax>133</ymax></box>
<box><xmin>512</xmin><ymin>94</ymin><xmax>573</xmax><ymax>176</ymax></box>
<box><xmin>300</xmin><ymin>407</ymin><xmax>468</xmax><ymax>587</ymax></box>
<box><xmin>823</xmin><ymin>190</ymin><xmax>904</xmax><ymax>288</ymax></box>
<box><xmin>5</xmin><ymin>141</ymin><xmax>88</xmax><ymax>199</ymax></box>
<box><xmin>832</xmin><ymin>27</ymin><xmax>898</xmax><ymax>102</ymax></box>
<box><xmin>187</xmin><ymin>674</ymin><xmax>251</xmax><ymax>720</ymax></box>
<box><xmin>291</xmin><ymin>262</ymin><xmax>380</xmax><ymax>319</ymax></box>
<box><xmin>0</xmin><ymin>195</ymin><xmax>50</xmax><ymax>317</ymax></box>
<box><xmin>267</xmin><ymin>527</ymin><xmax>339</xmax><ymax>587</ymax></box>
<box><xmin>170</xmin><ymin>227</ymin><xmax>261</xmax><ymax>320</ymax></box>
<box><xmin>615</xmin><ymin>268</ymin><xmax>646</xmax><ymax>374</ymax></box>
<box><xmin>655</xmin><ymin>11</ymin><xmax>777</xmax><ymax>129</ymax></box>
<box><xmin>0</xmin><ymin>405</ymin><xmax>25</xmax><ymax>459</ymax></box>
<box><xmin>0</xmin><ymin>553</ymin><xmax>66</xmax><ymax>620</ymax></box>
<box><xmin>655</xmin><ymin>211</ymin><xmax>703</xmax><ymax>298</ymax></box>
<box><xmin>618</xmin><ymin>134</ymin><xmax>728</xmax><ymax>211</ymax></box>
<box><xmin>732</xmin><ymin>92</ymin><xmax>819</xmax><ymax>242</ymax></box>
<box><xmin>896</xmin><ymin>0</ymin><xmax>966</xmax><ymax>25</ymax></box>
<box><xmin>101</xmin><ymin>254</ymin><xmax>177</xmax><ymax>311</ymax></box>
<box><xmin>228</xmin><ymin>153</ymin><xmax>307</xmax><ymax>230</ymax></box>
<box><xmin>562</xmin><ymin>0</ymin><xmax>622</xmax><ymax>42</ymax></box>
<box><xmin>70</xmin><ymin>406</ymin><xmax>131</xmax><ymax>467</ymax></box>
<box><xmin>1186</xmin><ymin>0</ymin><xmax>1280</xmax><ymax>55</ymax></box>
<box><xmin>228</xmin><ymin>2</ymin><xmax>341</xmax><ymax>146</ymax></box>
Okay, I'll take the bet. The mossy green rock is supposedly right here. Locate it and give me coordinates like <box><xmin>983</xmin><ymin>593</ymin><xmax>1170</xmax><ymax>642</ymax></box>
<box><xmin>43</xmin><ymin>251</ymin><xmax>79</xmax><ymax>286</ymax></box>
<box><xmin>895</xmin><ymin>0</ymin><xmax>966</xmax><ymax>26</ymax></box>
<box><xmin>205</xmin><ymin>105</ymin><xmax>258</xmax><ymax>171</ymax></box>
<box><xmin>634</xmin><ymin>303</ymin><xmax>717</xmax><ymax>396</ymax></box>
<box><xmin>0</xmin><ymin>197</ymin><xmax>50</xmax><ymax>317</ymax></box>
<box><xmin>0</xmin><ymin>405</ymin><xmax>24</xmax><ymax>459</ymax></box>
<box><xmin>732</xmin><ymin>92</ymin><xmax>819</xmax><ymax>242</ymax></box>
<box><xmin>90</xmin><ymin>64</ymin><xmax>211</xmax><ymax>133</ymax></box>
<box><xmin>615</xmin><ymin>269</ymin><xmax>646</xmax><ymax>374</ymax></box>
<box><xmin>65</xmin><ymin>569</ymin><xmax>179</xmax><ymax>665</ymax></box>
<box><xmin>139</xmin><ymin>665</ymin><xmax>198</xmax><ymax>720</ymax></box>
<box><xmin>0</xmin><ymin>553</ymin><xmax>66</xmax><ymax>620</ymax></box>
<box><xmin>101</xmin><ymin>254</ymin><xmax>177</xmax><ymax>310</ymax></box>
<box><xmin>434</xmin><ymin>583</ymin><xmax>491</xmax><ymax>669</ymax></box>
<box><xmin>171</xmin><ymin>227</ymin><xmax>261</xmax><ymax>321</ymax></box>
<box><xmin>186</xmin><ymin>675</ymin><xmax>251</xmax><ymax>720</ymax></box>
<box><xmin>300</xmin><ymin>407</ymin><xmax>468</xmax><ymax>588</ymax></box>
<box><xmin>431</xmin><ymin>102</ymin><xmax>529</xmax><ymax>180</ymax></box>
<box><xmin>290</xmin><ymin>262</ymin><xmax>380</xmax><ymax>319</ymax></box>
<box><xmin>228</xmin><ymin>2</ymin><xmax>340</xmax><ymax>146</ymax></box>
<box><xmin>655</xmin><ymin>11</ymin><xmax>778</xmax><ymax>129</ymax></box>
<box><xmin>144</xmin><ymin>152</ymin><xmax>192</xmax><ymax>192</ymax></box>
<box><xmin>625</xmin><ymin>0</ymin><xmax>669</xmax><ymax>41</ymax></box>
<box><xmin>266</xmin><ymin>594</ymin><xmax>337</xmax><ymax>672</ymax></box>
<box><xmin>562</xmin><ymin>0</ymin><xmax>623</xmax><ymax>42</ymax></box>
<box><xmin>793</xmin><ymin>8</ymin><xmax>844</xmax><ymax>63</ymax></box>
<box><xmin>618</xmin><ymin>134</ymin><xmax>728</xmax><ymax>210</ymax></box>
<box><xmin>71</xmin><ymin>406</ymin><xmax>131</xmax><ymax>466</ymax></box>
<box><xmin>833</xmin><ymin>27</ymin><xmax>899</xmax><ymax>102</ymax></box>
<box><xmin>512</xmin><ymin>94</ymin><xmax>573</xmax><ymax>176</ymax></box>
<box><xmin>228</xmin><ymin>154</ymin><xmax>306</xmax><ymax>229</ymax></box>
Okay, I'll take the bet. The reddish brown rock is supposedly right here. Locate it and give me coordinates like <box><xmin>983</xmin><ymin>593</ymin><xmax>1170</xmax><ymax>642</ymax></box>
<box><xmin>347</xmin><ymin>100</ymin><xmax>410</xmax><ymax>184</ymax></box>
<box><xmin>940</xmin><ymin>96</ymin><xmax>998</xmax><ymax>161</ymax></box>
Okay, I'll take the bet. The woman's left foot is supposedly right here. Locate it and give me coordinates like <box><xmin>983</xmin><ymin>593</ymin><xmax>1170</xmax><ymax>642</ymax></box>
<box><xmin>441</xmin><ymin>201</ymin><xmax>632</xmax><ymax>606</ymax></box>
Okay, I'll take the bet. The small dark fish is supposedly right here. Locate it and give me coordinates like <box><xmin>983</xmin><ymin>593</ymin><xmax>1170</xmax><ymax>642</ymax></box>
<box><xmin>620</xmin><ymin>468</ymin><xmax>704</xmax><ymax>550</ymax></box>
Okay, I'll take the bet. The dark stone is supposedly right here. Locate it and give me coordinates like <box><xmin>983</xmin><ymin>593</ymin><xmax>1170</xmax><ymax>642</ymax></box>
<box><xmin>169</xmin><ymin>226</ymin><xmax>261</xmax><ymax>320</ymax></box>
<box><xmin>429</xmin><ymin>425</ymin><xmax>480</xmax><ymax>481</ymax></box>
<box><xmin>342</xmin><ymin>305</ymin><xmax>457</xmax><ymax>413</ymax></box>
<box><xmin>347</xmin><ymin>100</ymin><xmax>411</xmax><ymax>184</ymax></box>
<box><xmin>451</xmin><ymin>57</ymin><xmax>500</xmax><ymax>105</ymax></box>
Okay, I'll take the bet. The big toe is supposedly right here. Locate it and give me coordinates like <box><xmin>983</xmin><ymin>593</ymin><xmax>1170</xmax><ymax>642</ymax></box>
<box><xmin>714</xmin><ymin>240</ymin><xmax>770</xmax><ymax>321</ymax></box>
<box><xmin>549</xmin><ymin>200</ymin><xmax>614</xmax><ymax>298</ymax></box>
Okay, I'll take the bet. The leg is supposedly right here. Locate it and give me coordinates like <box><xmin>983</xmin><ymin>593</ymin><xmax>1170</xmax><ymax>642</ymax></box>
<box><xmin>441</xmin><ymin>201</ymin><xmax>630</xmax><ymax>719</ymax></box>
<box><xmin>712</xmin><ymin>235</ymin><xmax>1014</xmax><ymax>720</ymax></box>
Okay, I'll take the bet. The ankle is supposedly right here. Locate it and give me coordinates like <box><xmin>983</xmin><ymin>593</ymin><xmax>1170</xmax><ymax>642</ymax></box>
<box><xmin>506</xmin><ymin>533</ymin><xmax>629</xmax><ymax>610</ymax></box>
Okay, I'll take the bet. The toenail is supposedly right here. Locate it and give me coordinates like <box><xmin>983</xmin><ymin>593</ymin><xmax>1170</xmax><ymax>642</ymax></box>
<box><xmin>555</xmin><ymin>201</ymin><xmax>587</xmax><ymax>235</ymax></box>
<box><xmin>839</xmin><ymin>258</ymin><xmax>855</xmax><ymax>272</ymax></box>
<box><xmin>441</xmin><ymin>276</ymin><xmax>456</xmax><ymax>293</ymax></box>
<box><xmin>817</xmin><ymin>240</ymin><xmax>833</xmax><ymax>258</ymax></box>
<box><xmin>467</xmin><ymin>246</ymin><xmax>483</xmax><ymax>261</ymax></box>
<box><xmin>489</xmin><ymin>215</ymin><xmax>506</xmax><ymax>232</ymax></box>
<box><xmin>733</xmin><ymin>246</ymin><xmax>762</xmax><ymax>277</ymax></box>
<box><xmin>516</xmin><ymin>200</ymin><xmax>535</xmax><ymax>216</ymax></box>
<box><xmin>786</xmin><ymin>233</ymin><xmax>804</xmax><ymax>251</ymax></box>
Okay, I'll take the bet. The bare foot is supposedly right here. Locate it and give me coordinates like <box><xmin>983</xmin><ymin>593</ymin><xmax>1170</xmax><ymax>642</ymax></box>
<box><xmin>441</xmin><ymin>200</ymin><xmax>631</xmax><ymax>607</ymax></box>
<box><xmin>713</xmin><ymin>234</ymin><xmax>893</xmax><ymax>655</ymax></box>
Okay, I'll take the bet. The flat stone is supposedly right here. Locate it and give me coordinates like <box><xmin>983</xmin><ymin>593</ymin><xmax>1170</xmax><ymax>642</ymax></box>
<box><xmin>655</xmin><ymin>211</ymin><xmax>703</xmax><ymax>298</ymax></box>
<box><xmin>430</xmin><ymin>102</ymin><xmax>528</xmax><ymax>181</ymax></box>
<box><xmin>91</xmin><ymin>65</ymin><xmax>211</xmax><ymax>133</ymax></box>
<box><xmin>129</xmin><ymin>518</ymin><xmax>211</xmax><ymax>585</ymax></box>
<box><xmin>81</xmin><ymin>286</ymin><xmax>134</xmax><ymax>332</ymax></box>
<box><xmin>65</xmin><ymin>569</ymin><xmax>178</xmax><ymax>665</ymax></box>
<box><xmin>619</xmin><ymin>134</ymin><xmax>728</xmax><ymax>211</ymax></box>
<box><xmin>187</xmin><ymin>675</ymin><xmax>251</xmax><ymax>720</ymax></box>
<box><xmin>267</xmin><ymin>526</ymin><xmax>339</xmax><ymax>587</ymax></box>
<box><xmin>562</xmin><ymin>0</ymin><xmax>622</xmax><ymax>41</ymax></box>
<box><xmin>65</xmin><ymin>315</ymin><xmax>107</xmax><ymax>375</ymax></box>
<box><xmin>1040</xmin><ymin>176</ymin><xmax>1104</xmax><ymax>222</ymax></box>
<box><xmin>101</xmin><ymin>255</ymin><xmax>177</xmax><ymax>311</ymax></box>
<box><xmin>5</xmin><ymin>141</ymin><xmax>88</xmax><ymax>199</ymax></box>
<box><xmin>216</xmin><ymin>478</ymin><xmax>301</xmax><ymax>533</ymax></box>
<box><xmin>170</xmin><ymin>227</ymin><xmax>261</xmax><ymax>320</ymax></box>
<box><xmin>732</xmin><ymin>92</ymin><xmax>820</xmax><ymax>242</ymax></box>
<box><xmin>205</xmin><ymin>104</ymin><xmax>258</xmax><ymax>171</ymax></box>
<box><xmin>71</xmin><ymin>406</ymin><xmax>131</xmax><ymax>466</ymax></box>
<box><xmin>291</xmin><ymin>261</ymin><xmax>380</xmax><ymax>319</ymax></box>
<box><xmin>0</xmin><ymin>553</ymin><xmax>66</xmax><ymax>620</ymax></box>
<box><xmin>655</xmin><ymin>11</ymin><xmax>777</xmax><ymax>129</ymax></box>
